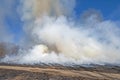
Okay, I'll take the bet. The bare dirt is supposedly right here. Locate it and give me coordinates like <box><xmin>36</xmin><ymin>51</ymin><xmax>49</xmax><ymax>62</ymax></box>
<box><xmin>0</xmin><ymin>64</ymin><xmax>120</xmax><ymax>80</ymax></box>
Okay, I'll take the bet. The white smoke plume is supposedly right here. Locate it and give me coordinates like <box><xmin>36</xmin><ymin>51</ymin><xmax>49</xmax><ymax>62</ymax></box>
<box><xmin>1</xmin><ymin>0</ymin><xmax>120</xmax><ymax>65</ymax></box>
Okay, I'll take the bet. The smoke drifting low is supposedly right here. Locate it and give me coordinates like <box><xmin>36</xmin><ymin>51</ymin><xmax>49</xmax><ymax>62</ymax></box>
<box><xmin>1</xmin><ymin>0</ymin><xmax>120</xmax><ymax>65</ymax></box>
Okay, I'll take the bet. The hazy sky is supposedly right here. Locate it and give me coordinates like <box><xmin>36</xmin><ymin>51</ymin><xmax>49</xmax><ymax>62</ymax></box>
<box><xmin>0</xmin><ymin>0</ymin><xmax>120</xmax><ymax>43</ymax></box>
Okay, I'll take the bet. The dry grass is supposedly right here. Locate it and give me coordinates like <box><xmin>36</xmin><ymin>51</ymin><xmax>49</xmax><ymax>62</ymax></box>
<box><xmin>0</xmin><ymin>64</ymin><xmax>120</xmax><ymax>80</ymax></box>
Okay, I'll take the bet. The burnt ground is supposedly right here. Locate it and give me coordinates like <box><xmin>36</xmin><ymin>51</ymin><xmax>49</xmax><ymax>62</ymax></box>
<box><xmin>0</xmin><ymin>63</ymin><xmax>120</xmax><ymax>80</ymax></box>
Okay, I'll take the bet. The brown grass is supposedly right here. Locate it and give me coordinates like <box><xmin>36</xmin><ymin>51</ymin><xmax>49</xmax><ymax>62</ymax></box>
<box><xmin>0</xmin><ymin>65</ymin><xmax>120</xmax><ymax>80</ymax></box>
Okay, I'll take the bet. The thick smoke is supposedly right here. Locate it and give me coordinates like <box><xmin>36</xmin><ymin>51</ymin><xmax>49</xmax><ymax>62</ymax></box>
<box><xmin>19</xmin><ymin>0</ymin><xmax>75</xmax><ymax>20</ymax></box>
<box><xmin>1</xmin><ymin>0</ymin><xmax>120</xmax><ymax>65</ymax></box>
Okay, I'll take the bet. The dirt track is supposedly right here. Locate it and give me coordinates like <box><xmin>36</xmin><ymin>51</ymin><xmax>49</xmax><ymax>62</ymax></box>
<box><xmin>0</xmin><ymin>65</ymin><xmax>120</xmax><ymax>80</ymax></box>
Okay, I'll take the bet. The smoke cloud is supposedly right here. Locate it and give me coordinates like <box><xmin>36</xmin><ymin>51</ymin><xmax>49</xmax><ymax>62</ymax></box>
<box><xmin>1</xmin><ymin>0</ymin><xmax>120</xmax><ymax>65</ymax></box>
<box><xmin>19</xmin><ymin>0</ymin><xmax>75</xmax><ymax>20</ymax></box>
